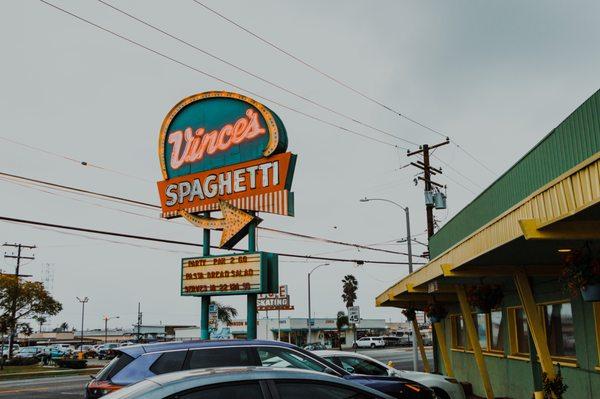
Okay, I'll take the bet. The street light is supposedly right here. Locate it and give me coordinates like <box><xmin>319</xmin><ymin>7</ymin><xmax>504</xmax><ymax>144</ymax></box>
<box><xmin>76</xmin><ymin>297</ymin><xmax>89</xmax><ymax>354</ymax></box>
<box><xmin>103</xmin><ymin>315</ymin><xmax>119</xmax><ymax>343</ymax></box>
<box><xmin>360</xmin><ymin>197</ymin><xmax>418</xmax><ymax>372</ymax></box>
<box><xmin>307</xmin><ymin>263</ymin><xmax>330</xmax><ymax>345</ymax></box>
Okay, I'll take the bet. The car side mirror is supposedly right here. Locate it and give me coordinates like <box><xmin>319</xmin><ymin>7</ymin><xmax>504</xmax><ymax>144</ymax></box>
<box><xmin>344</xmin><ymin>366</ymin><xmax>355</xmax><ymax>374</ymax></box>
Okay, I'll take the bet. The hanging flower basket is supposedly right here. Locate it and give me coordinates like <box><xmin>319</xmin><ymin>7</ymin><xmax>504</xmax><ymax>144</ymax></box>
<box><xmin>466</xmin><ymin>284</ymin><xmax>503</xmax><ymax>313</ymax></box>
<box><xmin>401</xmin><ymin>307</ymin><xmax>417</xmax><ymax>322</ymax></box>
<box><xmin>560</xmin><ymin>244</ymin><xmax>600</xmax><ymax>302</ymax></box>
<box><xmin>424</xmin><ymin>303</ymin><xmax>447</xmax><ymax>323</ymax></box>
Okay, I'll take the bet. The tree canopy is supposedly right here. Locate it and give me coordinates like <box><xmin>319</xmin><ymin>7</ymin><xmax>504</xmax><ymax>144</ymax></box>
<box><xmin>211</xmin><ymin>301</ymin><xmax>238</xmax><ymax>325</ymax></box>
<box><xmin>341</xmin><ymin>275</ymin><xmax>358</xmax><ymax>308</ymax></box>
<box><xmin>0</xmin><ymin>275</ymin><xmax>62</xmax><ymax>333</ymax></box>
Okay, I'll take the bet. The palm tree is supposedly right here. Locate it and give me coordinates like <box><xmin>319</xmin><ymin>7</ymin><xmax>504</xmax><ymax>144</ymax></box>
<box><xmin>341</xmin><ymin>275</ymin><xmax>358</xmax><ymax>346</ymax></box>
<box><xmin>34</xmin><ymin>315</ymin><xmax>47</xmax><ymax>333</ymax></box>
<box><xmin>210</xmin><ymin>301</ymin><xmax>238</xmax><ymax>325</ymax></box>
<box><xmin>336</xmin><ymin>311</ymin><xmax>349</xmax><ymax>350</ymax></box>
<box><xmin>342</xmin><ymin>275</ymin><xmax>358</xmax><ymax>308</ymax></box>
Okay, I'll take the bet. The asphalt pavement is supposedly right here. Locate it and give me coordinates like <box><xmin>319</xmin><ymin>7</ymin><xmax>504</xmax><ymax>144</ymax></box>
<box><xmin>0</xmin><ymin>375</ymin><xmax>91</xmax><ymax>399</ymax></box>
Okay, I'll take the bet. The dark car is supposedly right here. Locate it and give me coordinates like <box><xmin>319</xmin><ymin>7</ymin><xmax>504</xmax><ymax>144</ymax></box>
<box><xmin>86</xmin><ymin>340</ymin><xmax>434</xmax><ymax>399</ymax></box>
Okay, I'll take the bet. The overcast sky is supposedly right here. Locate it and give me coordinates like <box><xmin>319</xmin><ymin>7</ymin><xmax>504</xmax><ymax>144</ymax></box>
<box><xmin>1</xmin><ymin>0</ymin><xmax>599</xmax><ymax>331</ymax></box>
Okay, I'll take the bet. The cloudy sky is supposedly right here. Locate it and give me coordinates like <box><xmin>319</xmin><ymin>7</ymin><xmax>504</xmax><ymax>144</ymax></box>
<box><xmin>1</xmin><ymin>0</ymin><xmax>599</xmax><ymax>331</ymax></box>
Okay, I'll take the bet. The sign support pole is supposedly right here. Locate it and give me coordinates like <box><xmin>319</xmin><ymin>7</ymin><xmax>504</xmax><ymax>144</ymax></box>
<box><xmin>278</xmin><ymin>309</ymin><xmax>281</xmax><ymax>341</ymax></box>
<box><xmin>247</xmin><ymin>212</ymin><xmax>258</xmax><ymax>340</ymax></box>
<box><xmin>200</xmin><ymin>212</ymin><xmax>211</xmax><ymax>340</ymax></box>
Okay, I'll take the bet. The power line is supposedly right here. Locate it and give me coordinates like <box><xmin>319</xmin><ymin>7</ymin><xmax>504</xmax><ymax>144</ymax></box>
<box><xmin>95</xmin><ymin>0</ymin><xmax>418</xmax><ymax>148</ymax></box>
<box><xmin>0</xmin><ymin>215</ymin><xmax>423</xmax><ymax>266</ymax></box>
<box><xmin>38</xmin><ymin>0</ymin><xmax>401</xmax><ymax>150</ymax></box>
<box><xmin>0</xmin><ymin>135</ymin><xmax>151</xmax><ymax>183</ymax></box>
<box><xmin>192</xmin><ymin>0</ymin><xmax>496</xmax><ymax>175</ymax></box>
<box><xmin>0</xmin><ymin>170</ymin><xmax>410</xmax><ymax>257</ymax></box>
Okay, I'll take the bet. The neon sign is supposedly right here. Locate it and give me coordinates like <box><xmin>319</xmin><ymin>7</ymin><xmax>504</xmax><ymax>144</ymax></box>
<box><xmin>158</xmin><ymin>91</ymin><xmax>296</xmax><ymax>222</ymax></box>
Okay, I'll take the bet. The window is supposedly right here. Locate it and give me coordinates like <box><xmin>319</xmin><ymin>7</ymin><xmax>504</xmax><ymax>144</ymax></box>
<box><xmin>171</xmin><ymin>382</ymin><xmax>263</xmax><ymax>399</ymax></box>
<box><xmin>452</xmin><ymin>311</ymin><xmax>505</xmax><ymax>353</ymax></box>
<box><xmin>451</xmin><ymin>315</ymin><xmax>465</xmax><ymax>349</ymax></box>
<box><xmin>333</xmin><ymin>356</ymin><xmax>388</xmax><ymax>376</ymax></box>
<box><xmin>187</xmin><ymin>347</ymin><xmax>256</xmax><ymax>370</ymax></box>
<box><xmin>542</xmin><ymin>302</ymin><xmax>575</xmax><ymax>358</ymax></box>
<box><xmin>490</xmin><ymin>310</ymin><xmax>505</xmax><ymax>352</ymax></box>
<box><xmin>95</xmin><ymin>353</ymin><xmax>134</xmax><ymax>381</ymax></box>
<box><xmin>473</xmin><ymin>314</ymin><xmax>488</xmax><ymax>351</ymax></box>
<box><xmin>256</xmin><ymin>347</ymin><xmax>327</xmax><ymax>373</ymax></box>
<box><xmin>150</xmin><ymin>350</ymin><xmax>187</xmax><ymax>375</ymax></box>
<box><xmin>275</xmin><ymin>381</ymin><xmax>373</xmax><ymax>399</ymax></box>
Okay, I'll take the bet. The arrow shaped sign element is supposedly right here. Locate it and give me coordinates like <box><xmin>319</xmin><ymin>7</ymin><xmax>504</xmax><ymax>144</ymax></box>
<box><xmin>181</xmin><ymin>200</ymin><xmax>261</xmax><ymax>249</ymax></box>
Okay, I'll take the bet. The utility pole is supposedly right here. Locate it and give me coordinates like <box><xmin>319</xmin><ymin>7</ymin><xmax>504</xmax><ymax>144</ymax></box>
<box><xmin>3</xmin><ymin>243</ymin><xmax>35</xmax><ymax>358</ymax></box>
<box><xmin>407</xmin><ymin>139</ymin><xmax>449</xmax><ymax>374</ymax></box>
<box><xmin>407</xmin><ymin>139</ymin><xmax>449</xmax><ymax>241</ymax></box>
<box><xmin>136</xmin><ymin>303</ymin><xmax>142</xmax><ymax>342</ymax></box>
<box><xmin>76</xmin><ymin>297</ymin><xmax>89</xmax><ymax>355</ymax></box>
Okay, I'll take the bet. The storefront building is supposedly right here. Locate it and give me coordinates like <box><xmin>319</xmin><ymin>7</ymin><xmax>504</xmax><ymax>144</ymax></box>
<box><xmin>377</xmin><ymin>90</ymin><xmax>600</xmax><ymax>398</ymax></box>
<box><xmin>174</xmin><ymin>317</ymin><xmax>386</xmax><ymax>348</ymax></box>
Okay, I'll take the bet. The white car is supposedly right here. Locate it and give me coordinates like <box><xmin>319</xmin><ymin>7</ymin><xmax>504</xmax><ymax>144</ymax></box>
<box><xmin>314</xmin><ymin>350</ymin><xmax>466</xmax><ymax>399</ymax></box>
<box><xmin>352</xmin><ymin>336</ymin><xmax>385</xmax><ymax>349</ymax></box>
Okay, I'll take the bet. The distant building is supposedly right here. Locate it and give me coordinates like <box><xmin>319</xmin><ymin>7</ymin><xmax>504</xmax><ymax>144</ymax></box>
<box><xmin>174</xmin><ymin>317</ymin><xmax>386</xmax><ymax>348</ymax></box>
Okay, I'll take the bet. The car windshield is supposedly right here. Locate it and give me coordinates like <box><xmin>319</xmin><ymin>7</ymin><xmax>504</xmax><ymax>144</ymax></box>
<box><xmin>334</xmin><ymin>356</ymin><xmax>388</xmax><ymax>376</ymax></box>
<box><xmin>256</xmin><ymin>347</ymin><xmax>329</xmax><ymax>373</ymax></box>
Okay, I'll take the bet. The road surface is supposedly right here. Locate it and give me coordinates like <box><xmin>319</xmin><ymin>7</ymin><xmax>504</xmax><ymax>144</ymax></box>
<box><xmin>0</xmin><ymin>375</ymin><xmax>90</xmax><ymax>399</ymax></box>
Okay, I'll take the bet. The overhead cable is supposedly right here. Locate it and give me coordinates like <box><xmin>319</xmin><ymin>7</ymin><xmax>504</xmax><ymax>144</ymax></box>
<box><xmin>0</xmin><ymin>170</ymin><xmax>410</xmax><ymax>256</ymax></box>
<box><xmin>192</xmin><ymin>0</ymin><xmax>496</xmax><ymax>175</ymax></box>
<box><xmin>96</xmin><ymin>0</ymin><xmax>418</xmax><ymax>148</ymax></box>
<box><xmin>39</xmin><ymin>0</ymin><xmax>401</xmax><ymax>149</ymax></box>
<box><xmin>0</xmin><ymin>215</ymin><xmax>423</xmax><ymax>266</ymax></box>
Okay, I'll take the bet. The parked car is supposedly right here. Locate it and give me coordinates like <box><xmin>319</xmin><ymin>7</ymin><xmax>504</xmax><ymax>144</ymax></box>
<box><xmin>97</xmin><ymin>343</ymin><xmax>120</xmax><ymax>360</ymax></box>
<box><xmin>304</xmin><ymin>342</ymin><xmax>328</xmax><ymax>351</ymax></box>
<box><xmin>315</xmin><ymin>350</ymin><xmax>465</xmax><ymax>399</ymax></box>
<box><xmin>353</xmin><ymin>336</ymin><xmax>386</xmax><ymax>349</ymax></box>
<box><xmin>101</xmin><ymin>367</ymin><xmax>397</xmax><ymax>399</ymax></box>
<box><xmin>15</xmin><ymin>346</ymin><xmax>43</xmax><ymax>359</ymax></box>
<box><xmin>86</xmin><ymin>340</ymin><xmax>435</xmax><ymax>399</ymax></box>
<box><xmin>1</xmin><ymin>344</ymin><xmax>20</xmax><ymax>359</ymax></box>
<box><xmin>52</xmin><ymin>344</ymin><xmax>75</xmax><ymax>353</ymax></box>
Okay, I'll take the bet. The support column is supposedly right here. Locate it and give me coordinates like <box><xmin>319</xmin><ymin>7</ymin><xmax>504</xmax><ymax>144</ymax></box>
<box><xmin>433</xmin><ymin>321</ymin><xmax>454</xmax><ymax>377</ymax></box>
<box><xmin>514</xmin><ymin>271</ymin><xmax>555</xmax><ymax>378</ymax></box>
<box><xmin>200</xmin><ymin>213</ymin><xmax>210</xmax><ymax>340</ymax></box>
<box><xmin>411</xmin><ymin>319</ymin><xmax>431</xmax><ymax>373</ymax></box>
<box><xmin>456</xmin><ymin>284</ymin><xmax>494</xmax><ymax>399</ymax></box>
<box><xmin>246</xmin><ymin>212</ymin><xmax>257</xmax><ymax>340</ymax></box>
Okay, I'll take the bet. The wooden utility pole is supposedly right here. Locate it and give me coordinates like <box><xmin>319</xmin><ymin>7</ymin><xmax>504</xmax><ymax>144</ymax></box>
<box><xmin>407</xmin><ymin>139</ymin><xmax>449</xmax><ymax>240</ymax></box>
<box><xmin>3</xmin><ymin>243</ymin><xmax>36</xmax><ymax>358</ymax></box>
<box><xmin>407</xmin><ymin>139</ymin><xmax>448</xmax><ymax>374</ymax></box>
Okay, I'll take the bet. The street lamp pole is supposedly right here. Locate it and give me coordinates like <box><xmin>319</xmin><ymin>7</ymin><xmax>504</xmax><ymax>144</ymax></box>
<box><xmin>76</xmin><ymin>297</ymin><xmax>89</xmax><ymax>352</ymax></box>
<box><xmin>360</xmin><ymin>197</ymin><xmax>418</xmax><ymax>371</ymax></box>
<box><xmin>103</xmin><ymin>315</ymin><xmax>119</xmax><ymax>343</ymax></box>
<box><xmin>307</xmin><ymin>263</ymin><xmax>329</xmax><ymax>345</ymax></box>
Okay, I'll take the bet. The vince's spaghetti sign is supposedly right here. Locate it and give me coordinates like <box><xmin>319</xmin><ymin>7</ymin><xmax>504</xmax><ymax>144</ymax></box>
<box><xmin>158</xmin><ymin>91</ymin><xmax>296</xmax><ymax>219</ymax></box>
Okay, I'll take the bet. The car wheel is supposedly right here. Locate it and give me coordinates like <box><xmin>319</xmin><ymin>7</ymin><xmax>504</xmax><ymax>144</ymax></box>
<box><xmin>432</xmin><ymin>388</ymin><xmax>451</xmax><ymax>399</ymax></box>
<box><xmin>370</xmin><ymin>343</ymin><xmax>376</xmax><ymax>348</ymax></box>
<box><xmin>352</xmin><ymin>343</ymin><xmax>358</xmax><ymax>349</ymax></box>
